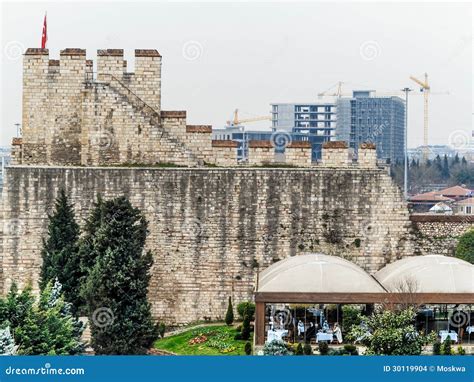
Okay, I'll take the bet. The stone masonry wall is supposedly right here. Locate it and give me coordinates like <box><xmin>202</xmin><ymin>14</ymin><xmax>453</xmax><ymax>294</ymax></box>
<box><xmin>1</xmin><ymin>166</ymin><xmax>414</xmax><ymax>325</ymax></box>
<box><xmin>410</xmin><ymin>215</ymin><xmax>474</xmax><ymax>257</ymax></box>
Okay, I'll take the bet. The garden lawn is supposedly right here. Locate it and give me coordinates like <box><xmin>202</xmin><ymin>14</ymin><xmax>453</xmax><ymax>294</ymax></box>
<box><xmin>154</xmin><ymin>325</ymin><xmax>252</xmax><ymax>355</ymax></box>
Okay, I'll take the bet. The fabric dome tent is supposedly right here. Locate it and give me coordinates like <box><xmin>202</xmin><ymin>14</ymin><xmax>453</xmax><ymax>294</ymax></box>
<box><xmin>258</xmin><ymin>253</ymin><xmax>385</xmax><ymax>293</ymax></box>
<box><xmin>375</xmin><ymin>255</ymin><xmax>474</xmax><ymax>294</ymax></box>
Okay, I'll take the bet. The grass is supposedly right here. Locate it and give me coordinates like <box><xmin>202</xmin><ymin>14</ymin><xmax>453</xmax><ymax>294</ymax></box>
<box><xmin>154</xmin><ymin>324</ymin><xmax>252</xmax><ymax>355</ymax></box>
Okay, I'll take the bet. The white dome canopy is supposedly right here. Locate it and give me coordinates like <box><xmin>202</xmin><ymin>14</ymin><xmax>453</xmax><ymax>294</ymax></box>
<box><xmin>257</xmin><ymin>253</ymin><xmax>386</xmax><ymax>293</ymax></box>
<box><xmin>375</xmin><ymin>255</ymin><xmax>474</xmax><ymax>294</ymax></box>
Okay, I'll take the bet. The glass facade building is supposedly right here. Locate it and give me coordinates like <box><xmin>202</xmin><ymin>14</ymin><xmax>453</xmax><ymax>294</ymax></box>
<box><xmin>271</xmin><ymin>103</ymin><xmax>336</xmax><ymax>160</ymax></box>
<box><xmin>336</xmin><ymin>91</ymin><xmax>405</xmax><ymax>163</ymax></box>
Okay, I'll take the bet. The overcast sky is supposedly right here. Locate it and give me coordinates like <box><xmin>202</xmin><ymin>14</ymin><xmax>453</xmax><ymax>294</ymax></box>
<box><xmin>1</xmin><ymin>1</ymin><xmax>472</xmax><ymax>148</ymax></box>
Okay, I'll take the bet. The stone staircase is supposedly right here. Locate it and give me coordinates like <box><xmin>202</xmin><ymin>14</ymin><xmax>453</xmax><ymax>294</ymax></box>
<box><xmin>104</xmin><ymin>75</ymin><xmax>203</xmax><ymax>166</ymax></box>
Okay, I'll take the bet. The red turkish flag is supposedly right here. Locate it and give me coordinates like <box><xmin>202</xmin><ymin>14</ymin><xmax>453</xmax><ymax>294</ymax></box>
<box><xmin>41</xmin><ymin>13</ymin><xmax>47</xmax><ymax>49</ymax></box>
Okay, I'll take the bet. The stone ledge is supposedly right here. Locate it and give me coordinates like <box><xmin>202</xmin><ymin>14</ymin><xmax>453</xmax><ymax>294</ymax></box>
<box><xmin>323</xmin><ymin>141</ymin><xmax>348</xmax><ymax>149</ymax></box>
<box><xmin>98</xmin><ymin>49</ymin><xmax>124</xmax><ymax>57</ymax></box>
<box><xmin>25</xmin><ymin>48</ymin><xmax>48</xmax><ymax>56</ymax></box>
<box><xmin>11</xmin><ymin>138</ymin><xmax>22</xmax><ymax>146</ymax></box>
<box><xmin>186</xmin><ymin>125</ymin><xmax>212</xmax><ymax>133</ymax></box>
<box><xmin>135</xmin><ymin>49</ymin><xmax>161</xmax><ymax>57</ymax></box>
<box><xmin>60</xmin><ymin>48</ymin><xmax>86</xmax><ymax>56</ymax></box>
<box><xmin>287</xmin><ymin>141</ymin><xmax>311</xmax><ymax>149</ymax></box>
<box><xmin>48</xmin><ymin>60</ymin><xmax>59</xmax><ymax>66</ymax></box>
<box><xmin>410</xmin><ymin>214</ymin><xmax>474</xmax><ymax>223</ymax></box>
<box><xmin>161</xmin><ymin>111</ymin><xmax>186</xmax><ymax>118</ymax></box>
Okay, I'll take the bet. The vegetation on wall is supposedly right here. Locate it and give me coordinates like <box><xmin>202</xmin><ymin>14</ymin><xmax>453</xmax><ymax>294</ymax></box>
<box><xmin>455</xmin><ymin>229</ymin><xmax>474</xmax><ymax>264</ymax></box>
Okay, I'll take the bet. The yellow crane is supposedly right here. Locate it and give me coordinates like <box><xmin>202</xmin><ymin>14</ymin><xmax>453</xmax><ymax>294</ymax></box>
<box><xmin>226</xmin><ymin>109</ymin><xmax>271</xmax><ymax>127</ymax></box>
<box><xmin>410</xmin><ymin>73</ymin><xmax>430</xmax><ymax>160</ymax></box>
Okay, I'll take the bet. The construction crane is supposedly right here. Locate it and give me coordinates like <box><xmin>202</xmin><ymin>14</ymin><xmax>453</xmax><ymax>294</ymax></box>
<box><xmin>226</xmin><ymin>109</ymin><xmax>271</xmax><ymax>127</ymax></box>
<box><xmin>410</xmin><ymin>73</ymin><xmax>430</xmax><ymax>160</ymax></box>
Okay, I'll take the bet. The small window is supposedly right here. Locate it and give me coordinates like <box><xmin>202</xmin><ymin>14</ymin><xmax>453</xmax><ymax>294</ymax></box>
<box><xmin>467</xmin><ymin>206</ymin><xmax>472</xmax><ymax>214</ymax></box>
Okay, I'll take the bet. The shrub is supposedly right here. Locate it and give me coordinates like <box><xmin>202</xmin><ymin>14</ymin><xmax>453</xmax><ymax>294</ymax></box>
<box><xmin>234</xmin><ymin>333</ymin><xmax>242</xmax><ymax>340</ymax></box>
<box><xmin>241</xmin><ymin>312</ymin><xmax>251</xmax><ymax>341</ymax></box>
<box><xmin>318</xmin><ymin>341</ymin><xmax>329</xmax><ymax>355</ymax></box>
<box><xmin>457</xmin><ymin>346</ymin><xmax>465</xmax><ymax>355</ymax></box>
<box><xmin>158</xmin><ymin>322</ymin><xmax>166</xmax><ymax>339</ymax></box>
<box><xmin>263</xmin><ymin>340</ymin><xmax>292</xmax><ymax>356</ymax></box>
<box><xmin>225</xmin><ymin>297</ymin><xmax>234</xmax><ymax>326</ymax></box>
<box><xmin>14</xmin><ymin>280</ymin><xmax>85</xmax><ymax>355</ymax></box>
<box><xmin>237</xmin><ymin>302</ymin><xmax>255</xmax><ymax>320</ymax></box>
<box><xmin>245</xmin><ymin>342</ymin><xmax>252</xmax><ymax>355</ymax></box>
<box><xmin>455</xmin><ymin>229</ymin><xmax>474</xmax><ymax>264</ymax></box>
<box><xmin>343</xmin><ymin>344</ymin><xmax>358</xmax><ymax>355</ymax></box>
<box><xmin>236</xmin><ymin>325</ymin><xmax>242</xmax><ymax>332</ymax></box>
<box><xmin>341</xmin><ymin>305</ymin><xmax>361</xmax><ymax>334</ymax></box>
<box><xmin>432</xmin><ymin>341</ymin><xmax>441</xmax><ymax>355</ymax></box>
<box><xmin>441</xmin><ymin>337</ymin><xmax>452</xmax><ymax>355</ymax></box>
<box><xmin>349</xmin><ymin>308</ymin><xmax>436</xmax><ymax>355</ymax></box>
<box><xmin>0</xmin><ymin>327</ymin><xmax>16</xmax><ymax>355</ymax></box>
<box><xmin>295</xmin><ymin>343</ymin><xmax>304</xmax><ymax>355</ymax></box>
<box><xmin>303</xmin><ymin>343</ymin><xmax>313</xmax><ymax>355</ymax></box>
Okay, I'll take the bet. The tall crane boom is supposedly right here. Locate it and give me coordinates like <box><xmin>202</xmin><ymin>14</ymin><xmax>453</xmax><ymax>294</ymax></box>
<box><xmin>226</xmin><ymin>109</ymin><xmax>271</xmax><ymax>127</ymax></box>
<box><xmin>410</xmin><ymin>73</ymin><xmax>430</xmax><ymax>160</ymax></box>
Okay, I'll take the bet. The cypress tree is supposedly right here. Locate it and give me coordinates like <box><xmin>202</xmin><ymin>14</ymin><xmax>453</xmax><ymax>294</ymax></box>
<box><xmin>81</xmin><ymin>197</ymin><xmax>158</xmax><ymax>354</ymax></box>
<box><xmin>225</xmin><ymin>297</ymin><xmax>234</xmax><ymax>326</ymax></box>
<box><xmin>442</xmin><ymin>155</ymin><xmax>450</xmax><ymax>179</ymax></box>
<box><xmin>39</xmin><ymin>189</ymin><xmax>81</xmax><ymax>311</ymax></box>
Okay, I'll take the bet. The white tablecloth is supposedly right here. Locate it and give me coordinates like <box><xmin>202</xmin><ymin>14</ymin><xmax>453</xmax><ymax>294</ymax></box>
<box><xmin>267</xmin><ymin>330</ymin><xmax>288</xmax><ymax>343</ymax></box>
<box><xmin>466</xmin><ymin>326</ymin><xmax>474</xmax><ymax>334</ymax></box>
<box><xmin>439</xmin><ymin>331</ymin><xmax>458</xmax><ymax>343</ymax></box>
<box><xmin>316</xmin><ymin>332</ymin><xmax>333</xmax><ymax>343</ymax></box>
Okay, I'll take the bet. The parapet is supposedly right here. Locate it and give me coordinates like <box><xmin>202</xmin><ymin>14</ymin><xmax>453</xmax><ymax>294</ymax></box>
<box><xmin>358</xmin><ymin>142</ymin><xmax>377</xmax><ymax>168</ymax></box>
<box><xmin>249</xmin><ymin>140</ymin><xmax>274</xmax><ymax>149</ymax></box>
<box><xmin>321</xmin><ymin>141</ymin><xmax>350</xmax><ymax>167</ymax></box>
<box><xmin>212</xmin><ymin>140</ymin><xmax>238</xmax><ymax>148</ymax></box>
<box><xmin>186</xmin><ymin>125</ymin><xmax>212</xmax><ymax>133</ymax></box>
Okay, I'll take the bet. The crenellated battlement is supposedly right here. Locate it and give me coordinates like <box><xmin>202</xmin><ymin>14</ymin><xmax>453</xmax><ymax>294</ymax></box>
<box><xmin>16</xmin><ymin>47</ymin><xmax>386</xmax><ymax>169</ymax></box>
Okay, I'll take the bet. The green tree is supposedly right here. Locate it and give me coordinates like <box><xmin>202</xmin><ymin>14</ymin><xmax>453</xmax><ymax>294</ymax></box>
<box><xmin>237</xmin><ymin>301</ymin><xmax>255</xmax><ymax>320</ymax></box>
<box><xmin>0</xmin><ymin>327</ymin><xmax>16</xmax><ymax>355</ymax></box>
<box><xmin>349</xmin><ymin>308</ymin><xmax>435</xmax><ymax>355</ymax></box>
<box><xmin>39</xmin><ymin>189</ymin><xmax>81</xmax><ymax>311</ymax></box>
<box><xmin>441</xmin><ymin>155</ymin><xmax>450</xmax><ymax>179</ymax></box>
<box><xmin>0</xmin><ymin>283</ymin><xmax>34</xmax><ymax>330</ymax></box>
<box><xmin>225</xmin><ymin>297</ymin><xmax>234</xmax><ymax>326</ymax></box>
<box><xmin>342</xmin><ymin>305</ymin><xmax>361</xmax><ymax>334</ymax></box>
<box><xmin>14</xmin><ymin>280</ymin><xmax>85</xmax><ymax>355</ymax></box>
<box><xmin>241</xmin><ymin>306</ymin><xmax>251</xmax><ymax>340</ymax></box>
<box><xmin>455</xmin><ymin>229</ymin><xmax>474</xmax><ymax>264</ymax></box>
<box><xmin>81</xmin><ymin>197</ymin><xmax>158</xmax><ymax>354</ymax></box>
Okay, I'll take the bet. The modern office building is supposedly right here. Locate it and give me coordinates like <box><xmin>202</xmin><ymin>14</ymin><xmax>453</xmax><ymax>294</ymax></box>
<box><xmin>213</xmin><ymin>91</ymin><xmax>405</xmax><ymax>163</ymax></box>
<box><xmin>271</xmin><ymin>102</ymin><xmax>336</xmax><ymax>160</ymax></box>
<box><xmin>336</xmin><ymin>91</ymin><xmax>405</xmax><ymax>163</ymax></box>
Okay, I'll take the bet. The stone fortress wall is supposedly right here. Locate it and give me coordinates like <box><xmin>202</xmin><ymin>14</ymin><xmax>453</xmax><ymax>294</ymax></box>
<box><xmin>1</xmin><ymin>165</ymin><xmax>414</xmax><ymax>326</ymax></box>
<box><xmin>2</xmin><ymin>47</ymin><xmax>473</xmax><ymax>326</ymax></box>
